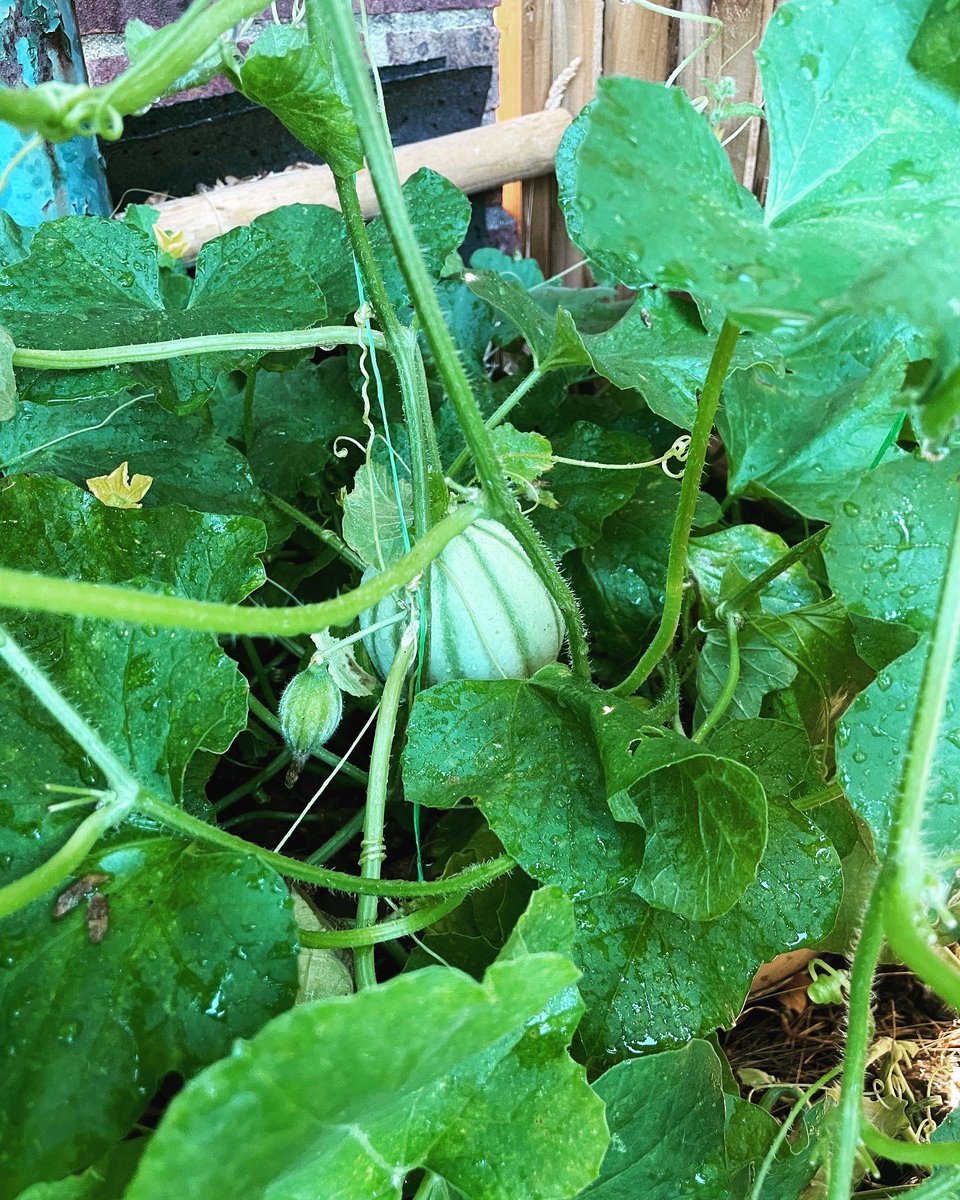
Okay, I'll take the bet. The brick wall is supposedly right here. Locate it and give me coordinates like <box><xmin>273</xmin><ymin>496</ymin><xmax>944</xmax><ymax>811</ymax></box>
<box><xmin>75</xmin><ymin>0</ymin><xmax>499</xmax><ymax>110</ymax></box>
<box><xmin>72</xmin><ymin>0</ymin><xmax>500</xmax><ymax>205</ymax></box>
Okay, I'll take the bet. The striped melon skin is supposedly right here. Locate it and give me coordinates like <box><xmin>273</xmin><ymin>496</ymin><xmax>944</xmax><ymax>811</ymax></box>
<box><xmin>360</xmin><ymin>518</ymin><xmax>565</xmax><ymax>686</ymax></box>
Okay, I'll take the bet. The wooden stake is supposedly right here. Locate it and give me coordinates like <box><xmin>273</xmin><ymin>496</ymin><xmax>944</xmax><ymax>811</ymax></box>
<box><xmin>146</xmin><ymin>109</ymin><xmax>572</xmax><ymax>258</ymax></box>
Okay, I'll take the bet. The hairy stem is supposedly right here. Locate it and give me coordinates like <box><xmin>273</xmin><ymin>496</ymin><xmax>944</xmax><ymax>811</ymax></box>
<box><xmin>354</xmin><ymin>626</ymin><xmax>417</xmax><ymax>986</ymax></box>
<box><xmin>0</xmin><ymin>501</ymin><xmax>482</xmax><ymax>636</ymax></box>
<box><xmin>317</xmin><ymin>0</ymin><xmax>589</xmax><ymax>676</ymax></box>
<box><xmin>614</xmin><ymin>319</ymin><xmax>741</xmax><ymax>695</ymax></box>
<box><xmin>137</xmin><ymin>789</ymin><xmax>514</xmax><ymax>899</ymax></box>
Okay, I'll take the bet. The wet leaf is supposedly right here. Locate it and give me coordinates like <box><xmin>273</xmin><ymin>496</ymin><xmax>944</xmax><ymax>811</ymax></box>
<box><xmin>123</xmin><ymin>892</ymin><xmax>607</xmax><ymax>1200</ymax></box>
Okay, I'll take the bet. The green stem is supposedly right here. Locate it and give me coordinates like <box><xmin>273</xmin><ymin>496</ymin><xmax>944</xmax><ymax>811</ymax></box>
<box><xmin>334</xmin><ymin>173</ymin><xmax>439</xmax><ymax>541</ymax></box>
<box><xmin>882</xmin><ymin>495</ymin><xmax>960</xmax><ymax>1008</ymax></box>
<box><xmin>716</xmin><ymin>527</ymin><xmax>828</xmax><ymax>620</ymax></box>
<box><xmin>0</xmin><ymin>624</ymin><xmax>514</xmax><ymax>918</ymax></box>
<box><xmin>248</xmin><ymin>694</ymin><xmax>367</xmax><ymax>785</ymax></box>
<box><xmin>860</xmin><ymin>1124</ymin><xmax>960</xmax><ymax>1167</ymax></box>
<box><xmin>306</xmin><ymin>808</ymin><xmax>365</xmax><ymax>865</ymax></box>
<box><xmin>301</xmin><ymin>889</ymin><xmax>467</xmax><ymax>949</ymax></box>
<box><xmin>0</xmin><ymin>501</ymin><xmax>482</xmax><ymax>636</ymax></box>
<box><xmin>134</xmin><ymin>789</ymin><xmax>514</xmax><ymax>899</ymax></box>
<box><xmin>748</xmin><ymin>1066</ymin><xmax>840</xmax><ymax>1200</ymax></box>
<box><xmin>827</xmin><ymin>883</ymin><xmax>887</xmax><ymax>1200</ymax></box>
<box><xmin>693</xmin><ymin>611</ymin><xmax>740</xmax><ymax>742</ymax></box>
<box><xmin>447</xmin><ymin>366</ymin><xmax>545</xmax><ymax>480</ymax></box>
<box><xmin>242</xmin><ymin>371</ymin><xmax>257</xmax><ymax>451</ymax></box>
<box><xmin>0</xmin><ymin>799</ymin><xmax>127</xmax><ymax>918</ymax></box>
<box><xmin>266</xmin><ymin>494</ymin><xmax>366</xmax><ymax>570</ymax></box>
<box><xmin>318</xmin><ymin>0</ymin><xmax>589</xmax><ymax>677</ymax></box>
<box><xmin>222</xmin><ymin>809</ymin><xmax>325</xmax><ymax>829</ymax></box>
<box><xmin>793</xmin><ymin>781</ymin><xmax>845</xmax><ymax>811</ymax></box>
<box><xmin>242</xmin><ymin>635</ymin><xmax>278</xmax><ymax>709</ymax></box>
<box><xmin>354</xmin><ymin>624</ymin><xmax>417</xmax><ymax>987</ymax></box>
<box><xmin>12</xmin><ymin>327</ymin><xmax>377</xmax><ymax>370</ymax></box>
<box><xmin>614</xmin><ymin>319</ymin><xmax>741</xmax><ymax>695</ymax></box>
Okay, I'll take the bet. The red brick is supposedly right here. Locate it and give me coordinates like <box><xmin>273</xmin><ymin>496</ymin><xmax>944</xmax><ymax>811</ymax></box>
<box><xmin>76</xmin><ymin>0</ymin><xmax>496</xmax><ymax>35</ymax></box>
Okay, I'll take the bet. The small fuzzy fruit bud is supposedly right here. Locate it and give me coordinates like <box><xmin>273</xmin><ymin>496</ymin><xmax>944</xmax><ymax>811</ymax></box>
<box><xmin>278</xmin><ymin>663</ymin><xmax>343</xmax><ymax>786</ymax></box>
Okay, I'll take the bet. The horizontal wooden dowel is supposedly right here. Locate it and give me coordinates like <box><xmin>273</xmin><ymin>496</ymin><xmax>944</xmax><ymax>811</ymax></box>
<box><xmin>145</xmin><ymin>108</ymin><xmax>572</xmax><ymax>257</ymax></box>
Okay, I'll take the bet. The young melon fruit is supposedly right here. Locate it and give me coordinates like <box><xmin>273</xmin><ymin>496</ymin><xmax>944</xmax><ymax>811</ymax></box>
<box><xmin>360</xmin><ymin>518</ymin><xmax>564</xmax><ymax>686</ymax></box>
<box><xmin>278</xmin><ymin>662</ymin><xmax>343</xmax><ymax>784</ymax></box>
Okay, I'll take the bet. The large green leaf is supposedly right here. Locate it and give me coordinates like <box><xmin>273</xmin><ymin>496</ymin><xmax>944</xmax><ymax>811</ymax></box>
<box><xmin>0</xmin><ymin>477</ymin><xmax>298</xmax><ymax>1192</ymax></box>
<box><xmin>844</xmin><ymin>224</ymin><xmax>960</xmax><ymax>456</ymax></box>
<box><xmin>428</xmin><ymin>889</ymin><xmax>606</xmax><ymax>1198</ymax></box>
<box><xmin>403</xmin><ymin>671</ymin><xmax>840</xmax><ymax>1061</ymax></box>
<box><xmin>254</xmin><ymin>169</ymin><xmax>472</xmax><ymax>320</ymax></box>
<box><xmin>0</xmin><ymin>394</ymin><xmax>275</xmax><ymax>527</ymax></box>
<box><xmin>574</xmin><ymin>798</ymin><xmax>839</xmax><ymax>1064</ymax></box>
<box><xmin>1</xmin><ymin>220</ymin><xmax>325</xmax><ymax>412</ymax></box>
<box><xmin>706</xmin><ymin>715</ymin><xmax>858</xmax><ymax>859</ymax></box>
<box><xmin>403</xmin><ymin>672</ymin><xmax>644</xmax><ymax>895</ymax></box>
<box><xmin>231</xmin><ymin>25</ymin><xmax>362</xmax><ymax>177</ymax></box>
<box><xmin>0</xmin><ymin>475</ymin><xmax>262</xmax><ymax>803</ymax></box>
<box><xmin>582</xmin><ymin>1041</ymin><xmax>732</xmax><ymax>1198</ymax></box>
<box><xmin>0</xmin><ymin>839</ymin><xmax>297</xmax><ymax>1195</ymax></box>
<box><xmin>823</xmin><ymin>453</ymin><xmax>959</xmax><ymax>638</ymax></box>
<box><xmin>560</xmin><ymin>0</ymin><xmax>960</xmax><ymax>329</ymax></box>
<box><xmin>606</xmin><ymin>729</ymin><xmax>768</xmax><ymax>921</ymax></box>
<box><xmin>584</xmin><ymin>292</ymin><xmax>778</xmax><ymax>429</ymax></box>
<box><xmin>838</xmin><ymin>638</ymin><xmax>960</xmax><ymax>871</ymax></box>
<box><xmin>720</xmin><ymin>316</ymin><xmax>910</xmax><ymax>521</ymax></box>
<box><xmin>466</xmin><ymin>274</ymin><xmax>777</xmax><ymax>428</ymax></box>
<box><xmin>123</xmin><ymin>892</ymin><xmax>607</xmax><ymax>1200</ymax></box>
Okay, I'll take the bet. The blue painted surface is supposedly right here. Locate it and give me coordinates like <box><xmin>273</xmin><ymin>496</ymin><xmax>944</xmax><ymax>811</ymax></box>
<box><xmin>0</xmin><ymin>0</ymin><xmax>110</xmax><ymax>223</ymax></box>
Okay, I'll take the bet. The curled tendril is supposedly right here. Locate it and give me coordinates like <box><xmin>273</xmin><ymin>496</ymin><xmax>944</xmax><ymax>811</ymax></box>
<box><xmin>333</xmin><ymin>435</ymin><xmax>368</xmax><ymax>460</ymax></box>
<box><xmin>64</xmin><ymin>96</ymin><xmax>126</xmax><ymax>141</ymax></box>
<box><xmin>0</xmin><ymin>81</ymin><xmax>130</xmax><ymax>143</ymax></box>
<box><xmin>661</xmin><ymin>434</ymin><xmax>692</xmax><ymax>478</ymax></box>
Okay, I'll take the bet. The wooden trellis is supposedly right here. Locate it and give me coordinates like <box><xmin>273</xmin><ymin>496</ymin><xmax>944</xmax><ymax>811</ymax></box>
<box><xmin>497</xmin><ymin>0</ymin><xmax>778</xmax><ymax>275</ymax></box>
